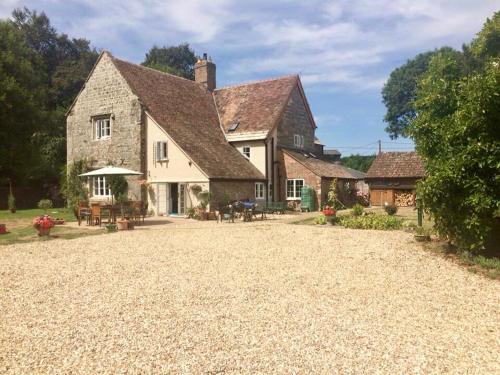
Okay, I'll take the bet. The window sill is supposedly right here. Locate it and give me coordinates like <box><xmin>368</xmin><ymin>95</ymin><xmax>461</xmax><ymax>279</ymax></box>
<box><xmin>286</xmin><ymin>197</ymin><xmax>302</xmax><ymax>201</ymax></box>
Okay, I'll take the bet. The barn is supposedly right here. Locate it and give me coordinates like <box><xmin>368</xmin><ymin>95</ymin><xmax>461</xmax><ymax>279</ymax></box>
<box><xmin>366</xmin><ymin>152</ymin><xmax>425</xmax><ymax>207</ymax></box>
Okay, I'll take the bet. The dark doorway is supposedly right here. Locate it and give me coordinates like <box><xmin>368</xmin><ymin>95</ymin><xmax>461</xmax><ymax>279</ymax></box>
<box><xmin>170</xmin><ymin>183</ymin><xmax>178</xmax><ymax>214</ymax></box>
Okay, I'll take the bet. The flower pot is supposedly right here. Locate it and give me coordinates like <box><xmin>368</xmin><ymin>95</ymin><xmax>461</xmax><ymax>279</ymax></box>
<box><xmin>37</xmin><ymin>228</ymin><xmax>51</xmax><ymax>236</ymax></box>
<box><xmin>117</xmin><ymin>220</ymin><xmax>129</xmax><ymax>230</ymax></box>
<box><xmin>0</xmin><ymin>224</ymin><xmax>6</xmax><ymax>234</ymax></box>
<box><xmin>414</xmin><ymin>234</ymin><xmax>431</xmax><ymax>242</ymax></box>
<box><xmin>105</xmin><ymin>224</ymin><xmax>118</xmax><ymax>233</ymax></box>
<box><xmin>10</xmin><ymin>208</ymin><xmax>16</xmax><ymax>213</ymax></box>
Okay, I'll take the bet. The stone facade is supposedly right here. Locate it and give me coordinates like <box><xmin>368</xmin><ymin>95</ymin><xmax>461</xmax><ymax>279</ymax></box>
<box><xmin>276</xmin><ymin>86</ymin><xmax>315</xmax><ymax>152</ymax></box>
<box><xmin>209</xmin><ymin>180</ymin><xmax>257</xmax><ymax>208</ymax></box>
<box><xmin>66</xmin><ymin>53</ymin><xmax>144</xmax><ymax>199</ymax></box>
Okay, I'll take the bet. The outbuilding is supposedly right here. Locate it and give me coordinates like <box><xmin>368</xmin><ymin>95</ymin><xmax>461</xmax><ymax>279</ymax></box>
<box><xmin>366</xmin><ymin>152</ymin><xmax>425</xmax><ymax>207</ymax></box>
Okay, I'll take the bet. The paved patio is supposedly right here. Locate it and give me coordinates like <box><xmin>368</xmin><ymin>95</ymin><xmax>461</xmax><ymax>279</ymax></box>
<box><xmin>1</xmin><ymin>220</ymin><xmax>498</xmax><ymax>373</ymax></box>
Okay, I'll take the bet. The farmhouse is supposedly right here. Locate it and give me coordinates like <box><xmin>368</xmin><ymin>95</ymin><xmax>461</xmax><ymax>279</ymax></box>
<box><xmin>67</xmin><ymin>51</ymin><xmax>363</xmax><ymax>215</ymax></box>
<box><xmin>366</xmin><ymin>151</ymin><xmax>425</xmax><ymax>207</ymax></box>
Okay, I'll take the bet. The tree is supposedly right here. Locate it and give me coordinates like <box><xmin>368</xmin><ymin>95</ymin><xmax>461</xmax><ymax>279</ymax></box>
<box><xmin>409</xmin><ymin>12</ymin><xmax>500</xmax><ymax>254</ymax></box>
<box><xmin>142</xmin><ymin>44</ymin><xmax>198</xmax><ymax>79</ymax></box>
<box><xmin>340</xmin><ymin>154</ymin><xmax>376</xmax><ymax>172</ymax></box>
<box><xmin>382</xmin><ymin>47</ymin><xmax>455</xmax><ymax>139</ymax></box>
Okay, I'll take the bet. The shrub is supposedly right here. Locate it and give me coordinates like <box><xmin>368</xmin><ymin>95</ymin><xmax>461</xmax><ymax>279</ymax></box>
<box><xmin>61</xmin><ymin>160</ymin><xmax>89</xmax><ymax>213</ymax></box>
<box><xmin>7</xmin><ymin>193</ymin><xmax>15</xmax><ymax>210</ymax></box>
<box><xmin>384</xmin><ymin>204</ymin><xmax>398</xmax><ymax>216</ymax></box>
<box><xmin>339</xmin><ymin>215</ymin><xmax>403</xmax><ymax>230</ymax></box>
<box><xmin>314</xmin><ymin>215</ymin><xmax>327</xmax><ymax>225</ymax></box>
<box><xmin>38</xmin><ymin>199</ymin><xmax>53</xmax><ymax>213</ymax></box>
<box><xmin>352</xmin><ymin>203</ymin><xmax>364</xmax><ymax>216</ymax></box>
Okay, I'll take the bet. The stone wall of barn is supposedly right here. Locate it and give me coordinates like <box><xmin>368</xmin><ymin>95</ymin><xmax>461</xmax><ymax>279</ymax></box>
<box><xmin>276</xmin><ymin>86</ymin><xmax>315</xmax><ymax>153</ymax></box>
<box><xmin>66</xmin><ymin>52</ymin><xmax>144</xmax><ymax>199</ymax></box>
<box><xmin>209</xmin><ymin>180</ymin><xmax>258</xmax><ymax>209</ymax></box>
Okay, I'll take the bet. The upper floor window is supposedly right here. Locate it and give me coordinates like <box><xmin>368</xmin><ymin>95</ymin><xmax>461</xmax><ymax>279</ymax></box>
<box><xmin>94</xmin><ymin>116</ymin><xmax>111</xmax><ymax>140</ymax></box>
<box><xmin>287</xmin><ymin>179</ymin><xmax>304</xmax><ymax>200</ymax></box>
<box><xmin>155</xmin><ymin>141</ymin><xmax>168</xmax><ymax>161</ymax></box>
<box><xmin>242</xmin><ymin>146</ymin><xmax>251</xmax><ymax>159</ymax></box>
<box><xmin>294</xmin><ymin>134</ymin><xmax>304</xmax><ymax>148</ymax></box>
<box><xmin>93</xmin><ymin>176</ymin><xmax>111</xmax><ymax>197</ymax></box>
<box><xmin>255</xmin><ymin>182</ymin><xmax>264</xmax><ymax>199</ymax></box>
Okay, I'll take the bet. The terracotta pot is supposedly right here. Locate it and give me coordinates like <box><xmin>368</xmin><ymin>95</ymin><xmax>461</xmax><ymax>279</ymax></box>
<box><xmin>414</xmin><ymin>234</ymin><xmax>431</xmax><ymax>242</ymax></box>
<box><xmin>10</xmin><ymin>208</ymin><xmax>16</xmax><ymax>213</ymax></box>
<box><xmin>117</xmin><ymin>220</ymin><xmax>129</xmax><ymax>230</ymax></box>
<box><xmin>37</xmin><ymin>228</ymin><xmax>50</xmax><ymax>236</ymax></box>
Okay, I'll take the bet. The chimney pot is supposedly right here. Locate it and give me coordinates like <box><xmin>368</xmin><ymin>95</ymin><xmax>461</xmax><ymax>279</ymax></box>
<box><xmin>202</xmin><ymin>52</ymin><xmax>208</xmax><ymax>60</ymax></box>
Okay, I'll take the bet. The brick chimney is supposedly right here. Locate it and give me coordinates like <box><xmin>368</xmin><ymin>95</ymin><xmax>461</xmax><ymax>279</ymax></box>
<box><xmin>195</xmin><ymin>53</ymin><xmax>216</xmax><ymax>92</ymax></box>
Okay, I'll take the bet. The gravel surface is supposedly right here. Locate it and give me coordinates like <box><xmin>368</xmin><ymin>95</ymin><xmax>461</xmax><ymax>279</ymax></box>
<box><xmin>1</xmin><ymin>219</ymin><xmax>499</xmax><ymax>374</ymax></box>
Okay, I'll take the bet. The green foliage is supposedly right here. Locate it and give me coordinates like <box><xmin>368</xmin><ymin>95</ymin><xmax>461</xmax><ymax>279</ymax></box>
<box><xmin>198</xmin><ymin>190</ymin><xmax>212</xmax><ymax>209</ymax></box>
<box><xmin>107</xmin><ymin>175</ymin><xmax>128</xmax><ymax>201</ymax></box>
<box><xmin>142</xmin><ymin>43</ymin><xmax>197</xmax><ymax>79</ymax></box>
<box><xmin>408</xmin><ymin>12</ymin><xmax>500</xmax><ymax>253</ymax></box>
<box><xmin>60</xmin><ymin>160</ymin><xmax>89</xmax><ymax>212</ymax></box>
<box><xmin>314</xmin><ymin>215</ymin><xmax>327</xmax><ymax>225</ymax></box>
<box><xmin>339</xmin><ymin>215</ymin><xmax>403</xmax><ymax>230</ymax></box>
<box><xmin>37</xmin><ymin>199</ymin><xmax>53</xmax><ymax>212</ymax></box>
<box><xmin>340</xmin><ymin>154</ymin><xmax>376</xmax><ymax>173</ymax></box>
<box><xmin>326</xmin><ymin>179</ymin><xmax>345</xmax><ymax>210</ymax></box>
<box><xmin>352</xmin><ymin>203</ymin><xmax>364</xmax><ymax>216</ymax></box>
<box><xmin>384</xmin><ymin>204</ymin><xmax>398</xmax><ymax>216</ymax></box>
<box><xmin>7</xmin><ymin>193</ymin><xmax>16</xmax><ymax>210</ymax></box>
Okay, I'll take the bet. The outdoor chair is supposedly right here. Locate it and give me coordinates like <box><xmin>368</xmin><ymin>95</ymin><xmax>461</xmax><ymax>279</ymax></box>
<box><xmin>91</xmin><ymin>204</ymin><xmax>111</xmax><ymax>227</ymax></box>
<box><xmin>77</xmin><ymin>201</ymin><xmax>91</xmax><ymax>226</ymax></box>
<box><xmin>132</xmin><ymin>201</ymin><xmax>146</xmax><ymax>224</ymax></box>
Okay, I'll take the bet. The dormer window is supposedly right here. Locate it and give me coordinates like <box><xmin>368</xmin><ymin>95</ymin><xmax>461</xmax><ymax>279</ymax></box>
<box><xmin>93</xmin><ymin>116</ymin><xmax>111</xmax><ymax>140</ymax></box>
<box><xmin>242</xmin><ymin>146</ymin><xmax>251</xmax><ymax>159</ymax></box>
<box><xmin>294</xmin><ymin>134</ymin><xmax>304</xmax><ymax>148</ymax></box>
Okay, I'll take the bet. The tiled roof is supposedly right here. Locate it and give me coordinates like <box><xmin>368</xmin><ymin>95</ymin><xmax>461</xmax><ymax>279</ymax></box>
<box><xmin>283</xmin><ymin>149</ymin><xmax>366</xmax><ymax>179</ymax></box>
<box><xmin>213</xmin><ymin>75</ymin><xmax>298</xmax><ymax>134</ymax></box>
<box><xmin>366</xmin><ymin>152</ymin><xmax>425</xmax><ymax>178</ymax></box>
<box><xmin>111</xmin><ymin>54</ymin><xmax>265</xmax><ymax>180</ymax></box>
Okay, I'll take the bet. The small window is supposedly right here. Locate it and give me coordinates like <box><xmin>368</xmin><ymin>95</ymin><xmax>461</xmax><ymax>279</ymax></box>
<box><xmin>286</xmin><ymin>179</ymin><xmax>304</xmax><ymax>199</ymax></box>
<box><xmin>255</xmin><ymin>183</ymin><xmax>265</xmax><ymax>199</ymax></box>
<box><xmin>228</xmin><ymin>122</ymin><xmax>239</xmax><ymax>131</ymax></box>
<box><xmin>242</xmin><ymin>146</ymin><xmax>251</xmax><ymax>159</ymax></box>
<box><xmin>294</xmin><ymin>134</ymin><xmax>304</xmax><ymax>148</ymax></box>
<box><xmin>93</xmin><ymin>117</ymin><xmax>111</xmax><ymax>140</ymax></box>
<box><xmin>93</xmin><ymin>176</ymin><xmax>111</xmax><ymax>197</ymax></box>
<box><xmin>156</xmin><ymin>141</ymin><xmax>168</xmax><ymax>161</ymax></box>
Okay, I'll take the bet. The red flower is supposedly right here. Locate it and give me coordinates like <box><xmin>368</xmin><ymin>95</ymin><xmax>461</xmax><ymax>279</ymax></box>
<box><xmin>33</xmin><ymin>215</ymin><xmax>55</xmax><ymax>230</ymax></box>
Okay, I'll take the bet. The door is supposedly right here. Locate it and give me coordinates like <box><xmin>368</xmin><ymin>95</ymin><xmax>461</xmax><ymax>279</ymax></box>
<box><xmin>170</xmin><ymin>183</ymin><xmax>179</xmax><ymax>214</ymax></box>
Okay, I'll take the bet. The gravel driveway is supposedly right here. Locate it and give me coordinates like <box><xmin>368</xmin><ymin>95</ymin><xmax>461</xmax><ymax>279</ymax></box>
<box><xmin>1</xmin><ymin>220</ymin><xmax>499</xmax><ymax>374</ymax></box>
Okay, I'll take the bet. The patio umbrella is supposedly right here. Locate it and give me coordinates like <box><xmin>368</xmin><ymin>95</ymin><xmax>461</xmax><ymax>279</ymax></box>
<box><xmin>79</xmin><ymin>166</ymin><xmax>142</xmax><ymax>205</ymax></box>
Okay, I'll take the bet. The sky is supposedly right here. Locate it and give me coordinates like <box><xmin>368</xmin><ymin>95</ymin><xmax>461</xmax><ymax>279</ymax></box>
<box><xmin>1</xmin><ymin>0</ymin><xmax>498</xmax><ymax>155</ymax></box>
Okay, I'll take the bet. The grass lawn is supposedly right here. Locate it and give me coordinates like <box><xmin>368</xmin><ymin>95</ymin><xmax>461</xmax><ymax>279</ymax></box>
<box><xmin>0</xmin><ymin>208</ymin><xmax>104</xmax><ymax>246</ymax></box>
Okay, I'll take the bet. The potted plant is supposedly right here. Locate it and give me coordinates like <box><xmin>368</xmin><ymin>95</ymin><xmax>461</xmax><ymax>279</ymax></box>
<box><xmin>0</xmin><ymin>224</ymin><xmax>7</xmax><ymax>234</ymax></box>
<box><xmin>105</xmin><ymin>223</ymin><xmax>118</xmax><ymax>233</ymax></box>
<box><xmin>7</xmin><ymin>193</ymin><xmax>16</xmax><ymax>213</ymax></box>
<box><xmin>33</xmin><ymin>215</ymin><xmax>55</xmax><ymax>236</ymax></box>
<box><xmin>321</xmin><ymin>205</ymin><xmax>337</xmax><ymax>225</ymax></box>
<box><xmin>414</xmin><ymin>226</ymin><xmax>431</xmax><ymax>242</ymax></box>
<box><xmin>195</xmin><ymin>190</ymin><xmax>211</xmax><ymax>220</ymax></box>
<box><xmin>108</xmin><ymin>175</ymin><xmax>130</xmax><ymax>230</ymax></box>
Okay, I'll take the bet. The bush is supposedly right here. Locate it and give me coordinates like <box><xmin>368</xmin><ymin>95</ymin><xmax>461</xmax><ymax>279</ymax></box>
<box><xmin>314</xmin><ymin>215</ymin><xmax>327</xmax><ymax>225</ymax></box>
<box><xmin>384</xmin><ymin>204</ymin><xmax>398</xmax><ymax>216</ymax></box>
<box><xmin>339</xmin><ymin>215</ymin><xmax>403</xmax><ymax>230</ymax></box>
<box><xmin>7</xmin><ymin>193</ymin><xmax>15</xmax><ymax>210</ymax></box>
<box><xmin>38</xmin><ymin>199</ymin><xmax>53</xmax><ymax>212</ymax></box>
<box><xmin>352</xmin><ymin>203</ymin><xmax>364</xmax><ymax>216</ymax></box>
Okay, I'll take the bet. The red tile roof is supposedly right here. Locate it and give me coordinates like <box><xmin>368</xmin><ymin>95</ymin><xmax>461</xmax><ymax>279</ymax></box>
<box><xmin>283</xmin><ymin>149</ymin><xmax>366</xmax><ymax>179</ymax></box>
<box><xmin>366</xmin><ymin>152</ymin><xmax>425</xmax><ymax>178</ymax></box>
<box><xmin>111</xmin><ymin>54</ymin><xmax>264</xmax><ymax>180</ymax></box>
<box><xmin>213</xmin><ymin>76</ymin><xmax>298</xmax><ymax>134</ymax></box>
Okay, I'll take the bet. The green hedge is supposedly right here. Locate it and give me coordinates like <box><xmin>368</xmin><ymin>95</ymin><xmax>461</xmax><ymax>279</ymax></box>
<box><xmin>339</xmin><ymin>215</ymin><xmax>403</xmax><ymax>230</ymax></box>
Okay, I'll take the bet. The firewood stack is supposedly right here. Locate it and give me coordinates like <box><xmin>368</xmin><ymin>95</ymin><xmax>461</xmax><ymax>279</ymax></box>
<box><xmin>395</xmin><ymin>191</ymin><xmax>415</xmax><ymax>207</ymax></box>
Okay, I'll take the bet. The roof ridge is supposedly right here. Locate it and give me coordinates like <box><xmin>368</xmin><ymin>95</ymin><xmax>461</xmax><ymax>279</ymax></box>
<box><xmin>214</xmin><ymin>74</ymin><xmax>298</xmax><ymax>91</ymax></box>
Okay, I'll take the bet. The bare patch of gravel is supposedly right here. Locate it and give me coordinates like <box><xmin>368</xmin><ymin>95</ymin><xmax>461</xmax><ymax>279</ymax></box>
<box><xmin>1</xmin><ymin>220</ymin><xmax>499</xmax><ymax>374</ymax></box>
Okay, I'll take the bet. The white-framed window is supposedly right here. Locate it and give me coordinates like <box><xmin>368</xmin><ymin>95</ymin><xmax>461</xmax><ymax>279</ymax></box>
<box><xmin>242</xmin><ymin>146</ymin><xmax>251</xmax><ymax>159</ymax></box>
<box><xmin>94</xmin><ymin>117</ymin><xmax>111</xmax><ymax>140</ymax></box>
<box><xmin>294</xmin><ymin>134</ymin><xmax>304</xmax><ymax>148</ymax></box>
<box><xmin>286</xmin><ymin>179</ymin><xmax>304</xmax><ymax>199</ymax></box>
<box><xmin>155</xmin><ymin>141</ymin><xmax>168</xmax><ymax>161</ymax></box>
<box><xmin>255</xmin><ymin>182</ymin><xmax>265</xmax><ymax>199</ymax></box>
<box><xmin>93</xmin><ymin>176</ymin><xmax>111</xmax><ymax>197</ymax></box>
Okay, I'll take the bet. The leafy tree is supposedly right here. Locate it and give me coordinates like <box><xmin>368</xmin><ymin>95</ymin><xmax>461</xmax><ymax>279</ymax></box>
<box><xmin>60</xmin><ymin>159</ymin><xmax>89</xmax><ymax>213</ymax></box>
<box><xmin>382</xmin><ymin>47</ymin><xmax>455</xmax><ymax>139</ymax></box>
<box><xmin>409</xmin><ymin>12</ymin><xmax>500</xmax><ymax>254</ymax></box>
<box><xmin>340</xmin><ymin>154</ymin><xmax>376</xmax><ymax>172</ymax></box>
<box><xmin>142</xmin><ymin>43</ymin><xmax>198</xmax><ymax>79</ymax></box>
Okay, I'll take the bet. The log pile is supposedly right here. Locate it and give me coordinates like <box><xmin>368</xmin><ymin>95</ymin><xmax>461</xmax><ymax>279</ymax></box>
<box><xmin>395</xmin><ymin>191</ymin><xmax>415</xmax><ymax>207</ymax></box>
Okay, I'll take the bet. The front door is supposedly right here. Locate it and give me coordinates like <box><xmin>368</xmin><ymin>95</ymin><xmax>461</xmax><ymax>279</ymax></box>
<box><xmin>170</xmin><ymin>183</ymin><xmax>179</xmax><ymax>214</ymax></box>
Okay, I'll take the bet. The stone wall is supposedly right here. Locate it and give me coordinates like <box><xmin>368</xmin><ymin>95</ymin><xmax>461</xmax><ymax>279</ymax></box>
<box><xmin>66</xmin><ymin>52</ymin><xmax>144</xmax><ymax>199</ymax></box>
<box><xmin>276</xmin><ymin>86</ymin><xmax>315</xmax><ymax>152</ymax></box>
<box><xmin>209</xmin><ymin>180</ymin><xmax>257</xmax><ymax>209</ymax></box>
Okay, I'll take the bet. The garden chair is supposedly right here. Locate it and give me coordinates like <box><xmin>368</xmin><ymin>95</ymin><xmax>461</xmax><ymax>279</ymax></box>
<box><xmin>91</xmin><ymin>204</ymin><xmax>111</xmax><ymax>227</ymax></box>
<box><xmin>77</xmin><ymin>201</ymin><xmax>91</xmax><ymax>226</ymax></box>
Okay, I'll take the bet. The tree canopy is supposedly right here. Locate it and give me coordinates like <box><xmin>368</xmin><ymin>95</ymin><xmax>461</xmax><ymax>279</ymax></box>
<box><xmin>340</xmin><ymin>154</ymin><xmax>376</xmax><ymax>173</ymax></box>
<box><xmin>142</xmin><ymin>43</ymin><xmax>198</xmax><ymax>79</ymax></box>
<box><xmin>408</xmin><ymin>12</ymin><xmax>500</xmax><ymax>253</ymax></box>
